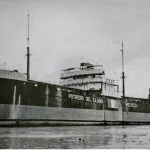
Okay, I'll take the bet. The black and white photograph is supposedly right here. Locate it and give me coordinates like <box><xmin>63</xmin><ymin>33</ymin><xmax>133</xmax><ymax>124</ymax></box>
<box><xmin>0</xmin><ymin>0</ymin><xmax>150</xmax><ymax>149</ymax></box>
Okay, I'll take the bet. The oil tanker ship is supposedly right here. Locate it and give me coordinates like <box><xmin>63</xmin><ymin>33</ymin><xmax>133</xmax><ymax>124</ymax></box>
<box><xmin>0</xmin><ymin>14</ymin><xmax>150</xmax><ymax>126</ymax></box>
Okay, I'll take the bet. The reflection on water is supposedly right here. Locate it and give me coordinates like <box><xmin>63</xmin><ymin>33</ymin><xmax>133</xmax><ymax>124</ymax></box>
<box><xmin>0</xmin><ymin>125</ymin><xmax>150</xmax><ymax>149</ymax></box>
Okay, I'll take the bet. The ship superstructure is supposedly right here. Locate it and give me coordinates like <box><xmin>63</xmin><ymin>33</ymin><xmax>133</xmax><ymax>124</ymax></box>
<box><xmin>0</xmin><ymin>69</ymin><xmax>27</xmax><ymax>81</ymax></box>
<box><xmin>60</xmin><ymin>62</ymin><xmax>120</xmax><ymax>97</ymax></box>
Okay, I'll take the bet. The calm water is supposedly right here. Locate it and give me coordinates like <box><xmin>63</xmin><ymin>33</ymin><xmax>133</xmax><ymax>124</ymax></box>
<box><xmin>0</xmin><ymin>125</ymin><xmax>150</xmax><ymax>149</ymax></box>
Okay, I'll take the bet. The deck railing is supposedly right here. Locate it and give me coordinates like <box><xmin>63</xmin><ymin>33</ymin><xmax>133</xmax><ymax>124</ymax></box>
<box><xmin>60</xmin><ymin>77</ymin><xmax>105</xmax><ymax>85</ymax></box>
<box><xmin>61</xmin><ymin>69</ymin><xmax>104</xmax><ymax>79</ymax></box>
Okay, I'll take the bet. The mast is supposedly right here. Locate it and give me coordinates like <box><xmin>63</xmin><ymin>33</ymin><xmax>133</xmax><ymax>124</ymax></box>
<box><xmin>26</xmin><ymin>11</ymin><xmax>30</xmax><ymax>80</ymax></box>
<box><xmin>120</xmin><ymin>41</ymin><xmax>125</xmax><ymax>98</ymax></box>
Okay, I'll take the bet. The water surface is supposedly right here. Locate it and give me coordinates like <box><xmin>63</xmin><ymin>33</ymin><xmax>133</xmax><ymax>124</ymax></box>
<box><xmin>0</xmin><ymin>125</ymin><xmax>150</xmax><ymax>149</ymax></box>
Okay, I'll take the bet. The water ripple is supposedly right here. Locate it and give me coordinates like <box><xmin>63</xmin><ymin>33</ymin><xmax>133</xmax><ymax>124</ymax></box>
<box><xmin>0</xmin><ymin>125</ymin><xmax>150</xmax><ymax>149</ymax></box>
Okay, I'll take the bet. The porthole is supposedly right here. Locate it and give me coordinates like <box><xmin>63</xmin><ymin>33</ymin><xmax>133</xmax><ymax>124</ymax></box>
<box><xmin>34</xmin><ymin>84</ymin><xmax>38</xmax><ymax>87</ymax></box>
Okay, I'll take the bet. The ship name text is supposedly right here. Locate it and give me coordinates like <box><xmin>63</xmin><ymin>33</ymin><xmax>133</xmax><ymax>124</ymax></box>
<box><xmin>125</xmin><ymin>103</ymin><xmax>137</xmax><ymax>108</ymax></box>
<box><xmin>68</xmin><ymin>94</ymin><xmax>103</xmax><ymax>103</ymax></box>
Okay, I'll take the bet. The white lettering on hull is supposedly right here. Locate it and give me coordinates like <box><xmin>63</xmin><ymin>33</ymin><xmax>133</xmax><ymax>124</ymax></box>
<box><xmin>125</xmin><ymin>103</ymin><xmax>137</xmax><ymax>108</ymax></box>
<box><xmin>68</xmin><ymin>94</ymin><xmax>103</xmax><ymax>103</ymax></box>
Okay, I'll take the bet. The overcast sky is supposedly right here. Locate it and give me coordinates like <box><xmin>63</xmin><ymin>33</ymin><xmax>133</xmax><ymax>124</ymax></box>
<box><xmin>0</xmin><ymin>0</ymin><xmax>150</xmax><ymax>98</ymax></box>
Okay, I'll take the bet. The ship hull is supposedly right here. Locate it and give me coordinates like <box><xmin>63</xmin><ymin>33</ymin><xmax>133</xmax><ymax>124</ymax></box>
<box><xmin>0</xmin><ymin>78</ymin><xmax>150</xmax><ymax>126</ymax></box>
<box><xmin>1</xmin><ymin>104</ymin><xmax>150</xmax><ymax>126</ymax></box>
<box><xmin>0</xmin><ymin>104</ymin><xmax>122</xmax><ymax>126</ymax></box>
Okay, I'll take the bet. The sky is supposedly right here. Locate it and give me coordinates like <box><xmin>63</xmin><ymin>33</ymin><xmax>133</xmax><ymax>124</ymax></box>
<box><xmin>0</xmin><ymin>0</ymin><xmax>150</xmax><ymax>98</ymax></box>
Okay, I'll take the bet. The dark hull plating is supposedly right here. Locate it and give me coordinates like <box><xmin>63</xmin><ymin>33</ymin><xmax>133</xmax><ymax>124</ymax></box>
<box><xmin>0</xmin><ymin>78</ymin><xmax>150</xmax><ymax>126</ymax></box>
